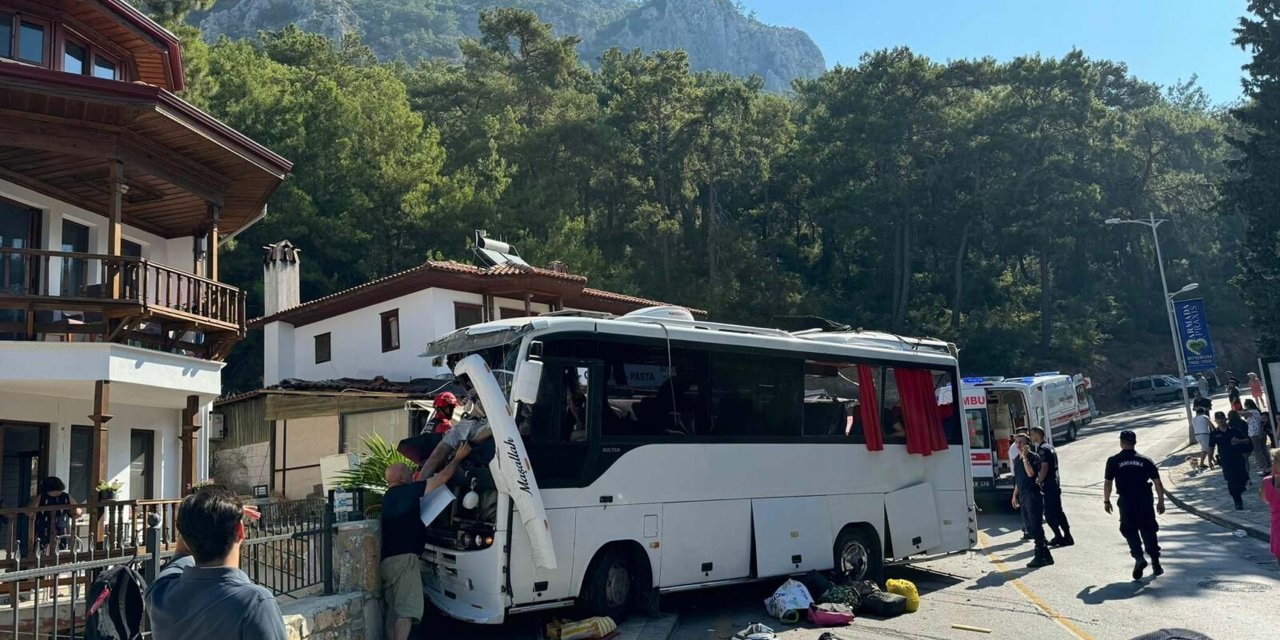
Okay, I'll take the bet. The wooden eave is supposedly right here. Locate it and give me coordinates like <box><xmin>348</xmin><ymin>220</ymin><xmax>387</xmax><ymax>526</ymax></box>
<box><xmin>0</xmin><ymin>63</ymin><xmax>291</xmax><ymax>238</ymax></box>
<box><xmin>5</xmin><ymin>0</ymin><xmax>185</xmax><ymax>91</ymax></box>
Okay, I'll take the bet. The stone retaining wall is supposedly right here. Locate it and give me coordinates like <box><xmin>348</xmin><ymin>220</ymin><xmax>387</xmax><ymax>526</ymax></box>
<box><xmin>278</xmin><ymin>519</ymin><xmax>384</xmax><ymax>640</ymax></box>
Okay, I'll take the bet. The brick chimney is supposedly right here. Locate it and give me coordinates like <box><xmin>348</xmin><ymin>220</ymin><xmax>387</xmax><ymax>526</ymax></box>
<box><xmin>547</xmin><ymin>260</ymin><xmax>569</xmax><ymax>274</ymax></box>
<box><xmin>263</xmin><ymin>240</ymin><xmax>301</xmax><ymax>316</ymax></box>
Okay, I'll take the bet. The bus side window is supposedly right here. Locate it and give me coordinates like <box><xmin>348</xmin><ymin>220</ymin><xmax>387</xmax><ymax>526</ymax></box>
<box><xmin>601</xmin><ymin>342</ymin><xmax>708</xmax><ymax>438</ymax></box>
<box><xmin>802</xmin><ymin>361</ymin><xmax>863</xmax><ymax>440</ymax></box>
<box><xmin>932</xmin><ymin>370</ymin><xmax>963</xmax><ymax>445</ymax></box>
<box><xmin>709</xmin><ymin>352</ymin><xmax>802</xmax><ymax>438</ymax></box>
<box><xmin>880</xmin><ymin>367</ymin><xmax>906</xmax><ymax>444</ymax></box>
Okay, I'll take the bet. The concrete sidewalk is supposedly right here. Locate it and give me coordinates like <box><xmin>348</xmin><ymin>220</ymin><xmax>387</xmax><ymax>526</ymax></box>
<box><xmin>1160</xmin><ymin>443</ymin><xmax>1272</xmax><ymax>542</ymax></box>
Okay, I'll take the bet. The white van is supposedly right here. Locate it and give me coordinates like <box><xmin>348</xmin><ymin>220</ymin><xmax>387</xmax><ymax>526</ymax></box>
<box><xmin>979</xmin><ymin>373</ymin><xmax>1083</xmax><ymax>445</ymax></box>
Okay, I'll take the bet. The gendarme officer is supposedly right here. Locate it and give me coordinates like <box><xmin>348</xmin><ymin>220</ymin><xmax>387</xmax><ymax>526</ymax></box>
<box><xmin>1103</xmin><ymin>429</ymin><xmax>1167</xmax><ymax>580</ymax></box>
<box><xmin>1012</xmin><ymin>431</ymin><xmax>1054</xmax><ymax>568</ymax></box>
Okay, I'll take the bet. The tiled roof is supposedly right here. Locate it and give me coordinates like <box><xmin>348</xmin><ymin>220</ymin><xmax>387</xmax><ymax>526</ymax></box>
<box><xmin>581</xmin><ymin>288</ymin><xmax>708</xmax><ymax>317</ymax></box>
<box><xmin>215</xmin><ymin>376</ymin><xmax>458</xmax><ymax>405</ymax></box>
<box><xmin>250</xmin><ymin>259</ymin><xmax>699</xmax><ymax>327</ymax></box>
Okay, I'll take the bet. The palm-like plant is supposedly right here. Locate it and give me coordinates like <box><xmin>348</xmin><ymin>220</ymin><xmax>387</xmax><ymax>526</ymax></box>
<box><xmin>334</xmin><ymin>433</ymin><xmax>418</xmax><ymax>514</ymax></box>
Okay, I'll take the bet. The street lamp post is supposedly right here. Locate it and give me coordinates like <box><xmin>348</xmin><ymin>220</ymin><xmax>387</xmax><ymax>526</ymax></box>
<box><xmin>1105</xmin><ymin>213</ymin><xmax>1198</xmax><ymax>445</ymax></box>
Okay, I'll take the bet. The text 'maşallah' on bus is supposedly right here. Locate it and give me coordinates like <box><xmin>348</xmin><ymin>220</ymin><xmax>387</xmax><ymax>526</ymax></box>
<box><xmin>417</xmin><ymin>307</ymin><xmax>977</xmax><ymax>624</ymax></box>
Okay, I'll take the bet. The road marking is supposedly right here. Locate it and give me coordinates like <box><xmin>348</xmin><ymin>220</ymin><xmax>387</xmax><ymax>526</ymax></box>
<box><xmin>977</xmin><ymin>531</ymin><xmax>1096</xmax><ymax>640</ymax></box>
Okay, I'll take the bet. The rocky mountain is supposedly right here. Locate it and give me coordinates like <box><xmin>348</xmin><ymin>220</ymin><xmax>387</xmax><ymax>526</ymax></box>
<box><xmin>192</xmin><ymin>0</ymin><xmax>826</xmax><ymax>90</ymax></box>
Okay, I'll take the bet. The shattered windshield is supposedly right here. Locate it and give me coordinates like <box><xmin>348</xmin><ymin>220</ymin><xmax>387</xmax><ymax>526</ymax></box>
<box><xmin>424</xmin><ymin>323</ymin><xmax>529</xmax><ymax>399</ymax></box>
<box><xmin>423</xmin><ymin>323</ymin><xmax>533</xmax><ymax>359</ymax></box>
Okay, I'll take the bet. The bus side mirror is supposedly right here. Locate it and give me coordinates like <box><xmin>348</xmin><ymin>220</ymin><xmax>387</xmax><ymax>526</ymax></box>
<box><xmin>512</xmin><ymin>359</ymin><xmax>544</xmax><ymax>405</ymax></box>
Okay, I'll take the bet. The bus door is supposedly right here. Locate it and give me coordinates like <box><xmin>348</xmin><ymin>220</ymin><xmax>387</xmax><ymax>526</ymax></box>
<box><xmin>509</xmin><ymin>359</ymin><xmax>601</xmax><ymax>605</ymax></box>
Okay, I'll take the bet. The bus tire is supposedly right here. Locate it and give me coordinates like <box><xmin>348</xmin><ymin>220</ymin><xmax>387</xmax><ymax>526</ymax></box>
<box><xmin>834</xmin><ymin>526</ymin><xmax>883</xmax><ymax>584</ymax></box>
<box><xmin>579</xmin><ymin>545</ymin><xmax>642</xmax><ymax>621</ymax></box>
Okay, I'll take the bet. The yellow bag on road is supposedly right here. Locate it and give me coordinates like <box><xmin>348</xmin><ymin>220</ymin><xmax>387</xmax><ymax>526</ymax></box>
<box><xmin>885</xmin><ymin>578</ymin><xmax>920</xmax><ymax>613</ymax></box>
<box><xmin>549</xmin><ymin>616</ymin><xmax>617</xmax><ymax>640</ymax></box>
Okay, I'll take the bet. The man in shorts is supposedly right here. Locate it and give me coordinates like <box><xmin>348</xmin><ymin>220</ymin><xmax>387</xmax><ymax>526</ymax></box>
<box><xmin>380</xmin><ymin>443</ymin><xmax>471</xmax><ymax>640</ymax></box>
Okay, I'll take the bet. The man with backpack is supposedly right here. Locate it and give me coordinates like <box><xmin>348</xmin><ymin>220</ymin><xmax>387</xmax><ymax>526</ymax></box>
<box><xmin>144</xmin><ymin>486</ymin><xmax>286</xmax><ymax>639</ymax></box>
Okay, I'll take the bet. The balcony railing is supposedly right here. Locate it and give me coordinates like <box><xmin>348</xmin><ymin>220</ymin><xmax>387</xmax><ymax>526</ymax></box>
<box><xmin>0</xmin><ymin>247</ymin><xmax>245</xmax><ymax>344</ymax></box>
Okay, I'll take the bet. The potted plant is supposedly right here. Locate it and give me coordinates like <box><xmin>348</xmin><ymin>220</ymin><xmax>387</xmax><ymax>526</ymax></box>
<box><xmin>334</xmin><ymin>434</ymin><xmax>417</xmax><ymax>517</ymax></box>
<box><xmin>95</xmin><ymin>480</ymin><xmax>123</xmax><ymax>501</ymax></box>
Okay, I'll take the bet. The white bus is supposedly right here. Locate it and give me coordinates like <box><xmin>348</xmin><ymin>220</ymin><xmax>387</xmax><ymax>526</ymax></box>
<box><xmin>420</xmin><ymin>308</ymin><xmax>976</xmax><ymax>624</ymax></box>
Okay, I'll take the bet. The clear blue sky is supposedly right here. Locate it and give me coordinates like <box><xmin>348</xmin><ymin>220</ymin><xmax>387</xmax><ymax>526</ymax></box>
<box><xmin>739</xmin><ymin>0</ymin><xmax>1250</xmax><ymax>105</ymax></box>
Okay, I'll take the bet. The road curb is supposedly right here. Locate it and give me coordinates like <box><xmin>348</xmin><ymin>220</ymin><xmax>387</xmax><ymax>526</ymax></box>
<box><xmin>1159</xmin><ymin>448</ymin><xmax>1269</xmax><ymax>543</ymax></box>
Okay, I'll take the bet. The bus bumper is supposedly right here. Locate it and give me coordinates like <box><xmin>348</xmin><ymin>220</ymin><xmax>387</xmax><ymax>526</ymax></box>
<box><xmin>421</xmin><ymin>544</ymin><xmax>507</xmax><ymax>625</ymax></box>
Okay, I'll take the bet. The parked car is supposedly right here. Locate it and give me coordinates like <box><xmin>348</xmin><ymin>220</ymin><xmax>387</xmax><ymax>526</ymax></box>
<box><xmin>1124</xmin><ymin>375</ymin><xmax>1187</xmax><ymax>404</ymax></box>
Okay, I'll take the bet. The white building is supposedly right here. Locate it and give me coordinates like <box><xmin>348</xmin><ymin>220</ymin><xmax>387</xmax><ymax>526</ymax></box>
<box><xmin>0</xmin><ymin>0</ymin><xmax>291</xmax><ymax>510</ymax></box>
<box><xmin>256</xmin><ymin>241</ymin><xmax>704</xmax><ymax>385</ymax></box>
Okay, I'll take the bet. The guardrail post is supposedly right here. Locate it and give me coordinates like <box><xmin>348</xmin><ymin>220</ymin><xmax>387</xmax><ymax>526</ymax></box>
<box><xmin>143</xmin><ymin>513</ymin><xmax>162</xmax><ymax>584</ymax></box>
<box><xmin>323</xmin><ymin>494</ymin><xmax>334</xmax><ymax>595</ymax></box>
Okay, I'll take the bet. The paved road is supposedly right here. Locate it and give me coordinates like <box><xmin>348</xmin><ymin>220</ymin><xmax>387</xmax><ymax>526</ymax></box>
<box><xmin>419</xmin><ymin>403</ymin><xmax>1279</xmax><ymax>639</ymax></box>
<box><xmin>667</xmin><ymin>404</ymin><xmax>1279</xmax><ymax>640</ymax></box>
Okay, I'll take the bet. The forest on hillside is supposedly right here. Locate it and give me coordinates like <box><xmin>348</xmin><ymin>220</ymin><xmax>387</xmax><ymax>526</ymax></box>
<box><xmin>139</xmin><ymin>2</ymin><xmax>1251</xmax><ymax>394</ymax></box>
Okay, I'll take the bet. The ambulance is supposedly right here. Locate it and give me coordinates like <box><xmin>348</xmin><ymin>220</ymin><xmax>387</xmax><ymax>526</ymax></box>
<box><xmin>959</xmin><ymin>382</ymin><xmax>1012</xmax><ymax>501</ymax></box>
<box><xmin>963</xmin><ymin>372</ymin><xmax>1087</xmax><ymax>502</ymax></box>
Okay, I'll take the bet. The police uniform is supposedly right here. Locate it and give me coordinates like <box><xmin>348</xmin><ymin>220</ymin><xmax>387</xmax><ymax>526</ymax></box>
<box><xmin>1104</xmin><ymin>430</ymin><xmax>1162</xmax><ymax>578</ymax></box>
<box><xmin>1037</xmin><ymin>441</ymin><xmax>1073</xmax><ymax>546</ymax></box>
<box><xmin>1015</xmin><ymin>439</ymin><xmax>1054</xmax><ymax>567</ymax></box>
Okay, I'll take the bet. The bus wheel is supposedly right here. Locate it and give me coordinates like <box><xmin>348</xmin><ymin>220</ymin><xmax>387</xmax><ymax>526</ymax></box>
<box><xmin>581</xmin><ymin>547</ymin><xmax>637</xmax><ymax>621</ymax></box>
<box><xmin>834</xmin><ymin>527</ymin><xmax>883</xmax><ymax>584</ymax></box>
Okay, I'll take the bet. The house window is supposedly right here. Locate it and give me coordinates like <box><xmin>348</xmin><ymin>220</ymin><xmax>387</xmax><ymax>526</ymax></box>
<box><xmin>92</xmin><ymin>55</ymin><xmax>117</xmax><ymax>80</ymax></box>
<box><xmin>17</xmin><ymin>20</ymin><xmax>44</xmax><ymax>64</ymax></box>
<box><xmin>63</xmin><ymin>40</ymin><xmax>86</xmax><ymax>75</ymax></box>
<box><xmin>380</xmin><ymin>309</ymin><xmax>400</xmax><ymax>352</ymax></box>
<box><xmin>454</xmin><ymin>302</ymin><xmax>484</xmax><ymax>329</ymax></box>
<box><xmin>60</xmin><ymin>220</ymin><xmax>90</xmax><ymax>297</ymax></box>
<box><xmin>0</xmin><ymin>15</ymin><xmax>11</xmax><ymax>59</ymax></box>
<box><xmin>69</xmin><ymin>426</ymin><xmax>95</xmax><ymax>502</ymax></box>
<box><xmin>501</xmin><ymin>307</ymin><xmax>538</xmax><ymax>320</ymax></box>
<box><xmin>129</xmin><ymin>430</ymin><xmax>154</xmax><ymax>499</ymax></box>
<box><xmin>314</xmin><ymin>332</ymin><xmax>331</xmax><ymax>364</ymax></box>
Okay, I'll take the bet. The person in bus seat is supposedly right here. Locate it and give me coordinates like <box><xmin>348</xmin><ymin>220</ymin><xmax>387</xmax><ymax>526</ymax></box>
<box><xmin>563</xmin><ymin>370</ymin><xmax>589</xmax><ymax>442</ymax></box>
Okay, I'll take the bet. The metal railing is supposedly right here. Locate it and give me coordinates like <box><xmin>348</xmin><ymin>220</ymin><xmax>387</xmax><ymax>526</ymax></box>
<box><xmin>241</xmin><ymin>496</ymin><xmax>334</xmax><ymax>597</ymax></box>
<box><xmin>0</xmin><ymin>247</ymin><xmax>245</xmax><ymax>333</ymax></box>
<box><xmin>0</xmin><ymin>496</ymin><xmax>334</xmax><ymax>638</ymax></box>
<box><xmin>0</xmin><ymin>499</ymin><xmax>182</xmax><ymax>568</ymax></box>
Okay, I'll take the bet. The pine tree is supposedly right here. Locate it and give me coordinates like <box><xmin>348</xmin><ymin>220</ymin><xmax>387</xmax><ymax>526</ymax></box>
<box><xmin>1226</xmin><ymin>0</ymin><xmax>1280</xmax><ymax>353</ymax></box>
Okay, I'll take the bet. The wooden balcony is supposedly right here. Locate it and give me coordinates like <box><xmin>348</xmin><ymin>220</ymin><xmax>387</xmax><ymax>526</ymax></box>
<box><xmin>0</xmin><ymin>247</ymin><xmax>245</xmax><ymax>360</ymax></box>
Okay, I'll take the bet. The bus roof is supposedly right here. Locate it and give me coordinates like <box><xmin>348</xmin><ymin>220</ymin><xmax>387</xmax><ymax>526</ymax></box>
<box><xmin>425</xmin><ymin>310</ymin><xmax>958</xmax><ymax>367</ymax></box>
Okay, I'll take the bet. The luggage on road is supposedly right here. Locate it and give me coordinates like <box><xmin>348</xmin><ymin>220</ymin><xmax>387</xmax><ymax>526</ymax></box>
<box><xmin>885</xmin><ymin>578</ymin><xmax>920</xmax><ymax>612</ymax></box>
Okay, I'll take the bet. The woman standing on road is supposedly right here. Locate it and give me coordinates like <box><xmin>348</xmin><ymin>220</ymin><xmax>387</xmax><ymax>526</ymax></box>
<box><xmin>1245</xmin><ymin>399</ymin><xmax>1272</xmax><ymax>476</ymax></box>
<box><xmin>1260</xmin><ymin>449</ymin><xmax>1280</xmax><ymax>564</ymax></box>
<box><xmin>1212</xmin><ymin>411</ymin><xmax>1253</xmax><ymax>510</ymax></box>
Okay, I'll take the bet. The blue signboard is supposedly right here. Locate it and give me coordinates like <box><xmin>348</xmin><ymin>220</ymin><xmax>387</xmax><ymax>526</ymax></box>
<box><xmin>1174</xmin><ymin>298</ymin><xmax>1216</xmax><ymax>373</ymax></box>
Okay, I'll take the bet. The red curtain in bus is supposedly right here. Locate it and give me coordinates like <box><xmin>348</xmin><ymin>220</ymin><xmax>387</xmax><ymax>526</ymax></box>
<box><xmin>894</xmin><ymin>368</ymin><xmax>949</xmax><ymax>455</ymax></box>
<box><xmin>857</xmin><ymin>365</ymin><xmax>884</xmax><ymax>451</ymax></box>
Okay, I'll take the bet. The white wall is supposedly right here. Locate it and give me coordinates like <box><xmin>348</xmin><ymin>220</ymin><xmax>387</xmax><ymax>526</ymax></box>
<box><xmin>0</xmin><ymin>177</ymin><xmax>197</xmax><ymax>273</ymax></box>
<box><xmin>0</xmin><ymin>389</ymin><xmax>196</xmax><ymax>500</ymax></box>
<box><xmin>266</xmin><ymin>288</ymin><xmax>555</xmax><ymax>384</ymax></box>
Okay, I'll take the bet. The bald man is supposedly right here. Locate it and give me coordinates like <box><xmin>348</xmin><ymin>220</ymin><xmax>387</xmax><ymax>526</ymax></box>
<box><xmin>380</xmin><ymin>443</ymin><xmax>470</xmax><ymax>640</ymax></box>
